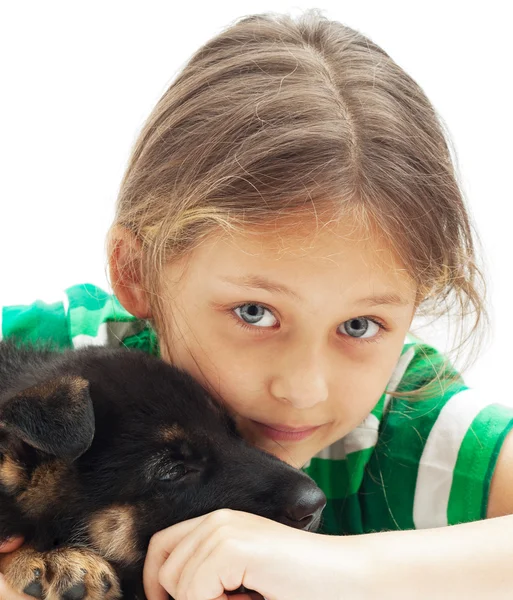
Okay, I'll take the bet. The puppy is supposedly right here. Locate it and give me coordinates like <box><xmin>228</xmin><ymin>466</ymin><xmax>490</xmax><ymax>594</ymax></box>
<box><xmin>0</xmin><ymin>340</ymin><xmax>326</xmax><ymax>599</ymax></box>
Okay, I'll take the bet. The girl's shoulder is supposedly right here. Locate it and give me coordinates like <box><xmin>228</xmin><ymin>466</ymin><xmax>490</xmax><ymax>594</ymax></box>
<box><xmin>361</xmin><ymin>340</ymin><xmax>513</xmax><ymax>530</ymax></box>
<box><xmin>306</xmin><ymin>337</ymin><xmax>513</xmax><ymax>535</ymax></box>
<box><xmin>0</xmin><ymin>283</ymin><xmax>160</xmax><ymax>356</ymax></box>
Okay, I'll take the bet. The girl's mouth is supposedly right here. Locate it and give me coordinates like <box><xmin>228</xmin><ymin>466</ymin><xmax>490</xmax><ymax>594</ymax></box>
<box><xmin>250</xmin><ymin>420</ymin><xmax>321</xmax><ymax>442</ymax></box>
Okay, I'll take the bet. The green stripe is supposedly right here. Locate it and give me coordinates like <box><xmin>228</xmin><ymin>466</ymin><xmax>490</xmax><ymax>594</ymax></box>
<box><xmin>303</xmin><ymin>447</ymin><xmax>375</xmax><ymax>500</ymax></box>
<box><xmin>69</xmin><ymin>305</ymin><xmax>105</xmax><ymax>339</ymax></box>
<box><xmin>395</xmin><ymin>344</ymin><xmax>462</xmax><ymax>395</ymax></box>
<box><xmin>121</xmin><ymin>324</ymin><xmax>161</xmax><ymax>356</ymax></box>
<box><xmin>1</xmin><ymin>284</ymin><xmax>156</xmax><ymax>354</ymax></box>
<box><xmin>66</xmin><ymin>284</ymin><xmax>135</xmax><ymax>340</ymax></box>
<box><xmin>448</xmin><ymin>404</ymin><xmax>513</xmax><ymax>524</ymax></box>
<box><xmin>346</xmin><ymin>447</ymin><xmax>375</xmax><ymax>495</ymax></box>
<box><xmin>66</xmin><ymin>283</ymin><xmax>112</xmax><ymax>311</ymax></box>
<box><xmin>360</xmin><ymin>396</ymin><xmax>446</xmax><ymax>531</ymax></box>
<box><xmin>359</xmin><ymin>345</ymin><xmax>466</xmax><ymax>532</ymax></box>
<box><xmin>319</xmin><ymin>495</ymin><xmax>363</xmax><ymax>535</ymax></box>
<box><xmin>370</xmin><ymin>392</ymin><xmax>386</xmax><ymax>420</ymax></box>
<box><xmin>304</xmin><ymin>458</ymin><xmax>349</xmax><ymax>500</ymax></box>
<box><xmin>1</xmin><ymin>301</ymin><xmax>69</xmax><ymax>349</ymax></box>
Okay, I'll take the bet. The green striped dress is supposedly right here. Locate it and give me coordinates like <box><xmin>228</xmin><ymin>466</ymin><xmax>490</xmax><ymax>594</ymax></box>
<box><xmin>2</xmin><ymin>283</ymin><xmax>512</xmax><ymax>536</ymax></box>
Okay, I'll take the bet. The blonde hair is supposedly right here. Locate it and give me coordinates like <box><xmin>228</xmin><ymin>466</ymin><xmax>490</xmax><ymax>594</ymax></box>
<box><xmin>109</xmin><ymin>10</ymin><xmax>487</xmax><ymax>397</ymax></box>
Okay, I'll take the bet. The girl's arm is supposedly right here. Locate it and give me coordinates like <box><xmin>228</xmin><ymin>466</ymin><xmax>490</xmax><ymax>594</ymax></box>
<box><xmin>356</xmin><ymin>514</ymin><xmax>513</xmax><ymax>599</ymax></box>
<box><xmin>143</xmin><ymin>510</ymin><xmax>513</xmax><ymax>600</ymax></box>
<box><xmin>144</xmin><ymin>432</ymin><xmax>513</xmax><ymax>600</ymax></box>
<box><xmin>364</xmin><ymin>429</ymin><xmax>513</xmax><ymax>598</ymax></box>
<box><xmin>4</xmin><ymin>514</ymin><xmax>513</xmax><ymax>600</ymax></box>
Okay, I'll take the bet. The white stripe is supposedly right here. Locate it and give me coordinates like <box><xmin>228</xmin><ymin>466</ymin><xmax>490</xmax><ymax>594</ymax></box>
<box><xmin>314</xmin><ymin>438</ymin><xmax>347</xmax><ymax>461</ymax></box>
<box><xmin>413</xmin><ymin>387</ymin><xmax>488</xmax><ymax>529</ymax></box>
<box><xmin>72</xmin><ymin>321</ymin><xmax>140</xmax><ymax>349</ymax></box>
<box><xmin>62</xmin><ymin>291</ymin><xmax>70</xmax><ymax>316</ymax></box>
<box><xmin>312</xmin><ymin>410</ymin><xmax>382</xmax><ymax>462</ymax></box>
<box><xmin>342</xmin><ymin>414</ymin><xmax>380</xmax><ymax>455</ymax></box>
<box><xmin>383</xmin><ymin>345</ymin><xmax>416</xmax><ymax>415</ymax></box>
<box><xmin>72</xmin><ymin>322</ymin><xmax>109</xmax><ymax>348</ymax></box>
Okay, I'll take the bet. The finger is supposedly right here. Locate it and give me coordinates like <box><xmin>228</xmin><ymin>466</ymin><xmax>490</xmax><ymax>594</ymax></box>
<box><xmin>143</xmin><ymin>514</ymin><xmax>210</xmax><ymax>600</ymax></box>
<box><xmin>0</xmin><ymin>574</ymin><xmax>33</xmax><ymax>600</ymax></box>
<box><xmin>159</xmin><ymin>517</ymin><xmax>228</xmax><ymax>599</ymax></box>
<box><xmin>183</xmin><ymin>543</ymin><xmax>248</xmax><ymax>600</ymax></box>
<box><xmin>0</xmin><ymin>538</ymin><xmax>24</xmax><ymax>554</ymax></box>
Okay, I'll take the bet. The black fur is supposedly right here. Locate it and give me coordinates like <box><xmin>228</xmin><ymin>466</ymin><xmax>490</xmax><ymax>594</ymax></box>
<box><xmin>0</xmin><ymin>339</ymin><xmax>325</xmax><ymax>598</ymax></box>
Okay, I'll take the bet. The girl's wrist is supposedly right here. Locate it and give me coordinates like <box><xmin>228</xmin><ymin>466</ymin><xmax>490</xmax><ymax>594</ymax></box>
<box><xmin>338</xmin><ymin>516</ymin><xmax>513</xmax><ymax>599</ymax></box>
<box><xmin>320</xmin><ymin>532</ymin><xmax>379</xmax><ymax>599</ymax></box>
<box><xmin>339</xmin><ymin>528</ymin><xmax>425</xmax><ymax>598</ymax></box>
<box><xmin>328</xmin><ymin>529</ymin><xmax>421</xmax><ymax>598</ymax></box>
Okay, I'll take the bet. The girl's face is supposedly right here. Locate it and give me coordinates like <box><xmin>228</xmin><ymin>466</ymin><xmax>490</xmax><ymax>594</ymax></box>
<box><xmin>158</xmin><ymin>217</ymin><xmax>417</xmax><ymax>467</ymax></box>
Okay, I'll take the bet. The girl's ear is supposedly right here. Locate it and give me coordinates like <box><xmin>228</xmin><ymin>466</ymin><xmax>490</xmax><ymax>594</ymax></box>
<box><xmin>108</xmin><ymin>225</ymin><xmax>152</xmax><ymax>319</ymax></box>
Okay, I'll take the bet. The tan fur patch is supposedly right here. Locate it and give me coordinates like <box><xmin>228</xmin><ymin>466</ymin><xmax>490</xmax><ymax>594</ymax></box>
<box><xmin>160</xmin><ymin>424</ymin><xmax>187</xmax><ymax>442</ymax></box>
<box><xmin>0</xmin><ymin>456</ymin><xmax>27</xmax><ymax>492</ymax></box>
<box><xmin>0</xmin><ymin>546</ymin><xmax>45</xmax><ymax>591</ymax></box>
<box><xmin>18</xmin><ymin>461</ymin><xmax>72</xmax><ymax>518</ymax></box>
<box><xmin>88</xmin><ymin>506</ymin><xmax>141</xmax><ymax>565</ymax></box>
<box><xmin>0</xmin><ymin>545</ymin><xmax>121</xmax><ymax>600</ymax></box>
<box><xmin>16</xmin><ymin>375</ymin><xmax>89</xmax><ymax>404</ymax></box>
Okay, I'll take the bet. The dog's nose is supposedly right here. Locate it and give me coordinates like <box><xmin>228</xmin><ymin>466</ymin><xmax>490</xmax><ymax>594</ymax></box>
<box><xmin>284</xmin><ymin>485</ymin><xmax>326</xmax><ymax>528</ymax></box>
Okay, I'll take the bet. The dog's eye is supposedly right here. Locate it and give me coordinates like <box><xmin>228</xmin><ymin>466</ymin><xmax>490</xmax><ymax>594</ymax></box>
<box><xmin>158</xmin><ymin>463</ymin><xmax>189</xmax><ymax>482</ymax></box>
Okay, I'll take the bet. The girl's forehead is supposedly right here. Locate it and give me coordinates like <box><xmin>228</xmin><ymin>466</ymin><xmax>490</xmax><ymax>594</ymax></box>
<box><xmin>166</xmin><ymin>216</ymin><xmax>416</xmax><ymax>302</ymax></box>
<box><xmin>208</xmin><ymin>216</ymin><xmax>403</xmax><ymax>268</ymax></box>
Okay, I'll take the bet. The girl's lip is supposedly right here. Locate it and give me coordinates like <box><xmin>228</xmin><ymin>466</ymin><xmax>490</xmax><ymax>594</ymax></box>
<box><xmin>260</xmin><ymin>423</ymin><xmax>317</xmax><ymax>432</ymax></box>
<box><xmin>250</xmin><ymin>420</ymin><xmax>322</xmax><ymax>441</ymax></box>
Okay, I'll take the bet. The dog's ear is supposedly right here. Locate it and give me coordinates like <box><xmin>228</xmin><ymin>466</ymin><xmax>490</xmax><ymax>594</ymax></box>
<box><xmin>0</xmin><ymin>375</ymin><xmax>95</xmax><ymax>461</ymax></box>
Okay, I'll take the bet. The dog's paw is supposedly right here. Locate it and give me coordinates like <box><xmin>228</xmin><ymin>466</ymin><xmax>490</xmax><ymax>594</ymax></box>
<box><xmin>0</xmin><ymin>546</ymin><xmax>121</xmax><ymax>600</ymax></box>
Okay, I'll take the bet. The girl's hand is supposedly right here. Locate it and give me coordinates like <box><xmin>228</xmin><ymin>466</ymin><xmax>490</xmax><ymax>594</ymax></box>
<box><xmin>0</xmin><ymin>537</ymin><xmax>32</xmax><ymax>600</ymax></box>
<box><xmin>143</xmin><ymin>509</ymin><xmax>360</xmax><ymax>600</ymax></box>
<box><xmin>0</xmin><ymin>574</ymin><xmax>33</xmax><ymax>600</ymax></box>
<box><xmin>0</xmin><ymin>539</ymin><xmax>23</xmax><ymax>554</ymax></box>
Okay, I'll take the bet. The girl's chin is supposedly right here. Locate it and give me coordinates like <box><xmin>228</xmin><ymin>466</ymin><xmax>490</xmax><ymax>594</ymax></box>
<box><xmin>251</xmin><ymin>433</ymin><xmax>321</xmax><ymax>466</ymax></box>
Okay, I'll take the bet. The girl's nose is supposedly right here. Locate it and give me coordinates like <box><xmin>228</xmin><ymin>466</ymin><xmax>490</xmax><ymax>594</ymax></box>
<box><xmin>269</xmin><ymin>347</ymin><xmax>329</xmax><ymax>409</ymax></box>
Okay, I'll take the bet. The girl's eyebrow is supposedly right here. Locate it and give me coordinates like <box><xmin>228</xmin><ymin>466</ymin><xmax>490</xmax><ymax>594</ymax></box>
<box><xmin>220</xmin><ymin>275</ymin><xmax>300</xmax><ymax>299</ymax></box>
<box><xmin>219</xmin><ymin>275</ymin><xmax>410</xmax><ymax>307</ymax></box>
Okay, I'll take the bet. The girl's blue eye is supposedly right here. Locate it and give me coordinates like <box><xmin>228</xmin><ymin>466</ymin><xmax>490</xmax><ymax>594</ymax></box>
<box><xmin>340</xmin><ymin>317</ymin><xmax>380</xmax><ymax>339</ymax></box>
<box><xmin>233</xmin><ymin>304</ymin><xmax>383</xmax><ymax>340</ymax></box>
<box><xmin>234</xmin><ymin>303</ymin><xmax>277</xmax><ymax>327</ymax></box>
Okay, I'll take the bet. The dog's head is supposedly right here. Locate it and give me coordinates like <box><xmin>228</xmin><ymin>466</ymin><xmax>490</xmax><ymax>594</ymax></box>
<box><xmin>0</xmin><ymin>341</ymin><xmax>326</xmax><ymax>569</ymax></box>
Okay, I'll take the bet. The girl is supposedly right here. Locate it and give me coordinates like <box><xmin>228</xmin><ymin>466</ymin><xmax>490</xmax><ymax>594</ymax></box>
<box><xmin>1</xmin><ymin>10</ymin><xmax>513</xmax><ymax>600</ymax></box>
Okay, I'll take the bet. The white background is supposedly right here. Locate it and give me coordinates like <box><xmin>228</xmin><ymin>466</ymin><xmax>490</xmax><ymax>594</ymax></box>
<box><xmin>0</xmin><ymin>1</ymin><xmax>511</xmax><ymax>401</ymax></box>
